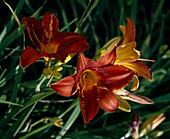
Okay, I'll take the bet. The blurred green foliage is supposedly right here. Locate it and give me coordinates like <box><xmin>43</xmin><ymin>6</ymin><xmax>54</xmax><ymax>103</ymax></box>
<box><xmin>0</xmin><ymin>0</ymin><xmax>169</xmax><ymax>138</ymax></box>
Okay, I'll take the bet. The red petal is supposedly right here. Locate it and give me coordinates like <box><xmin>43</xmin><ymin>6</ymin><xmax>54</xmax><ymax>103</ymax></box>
<box><xmin>97</xmin><ymin>47</ymin><xmax>116</xmax><ymax>66</ymax></box>
<box><xmin>50</xmin><ymin>75</ymin><xmax>78</xmax><ymax>97</ymax></box>
<box><xmin>42</xmin><ymin>12</ymin><xmax>59</xmax><ymax>39</ymax></box>
<box><xmin>98</xmin><ymin>87</ymin><xmax>119</xmax><ymax>112</ymax></box>
<box><xmin>121</xmin><ymin>18</ymin><xmax>136</xmax><ymax>45</ymax></box>
<box><xmin>49</xmin><ymin>32</ymin><xmax>89</xmax><ymax>61</ymax></box>
<box><xmin>79</xmin><ymin>85</ymin><xmax>99</xmax><ymax>123</ymax></box>
<box><xmin>76</xmin><ymin>53</ymin><xmax>97</xmax><ymax>80</ymax></box>
<box><xmin>121</xmin><ymin>60</ymin><xmax>152</xmax><ymax>79</ymax></box>
<box><xmin>97</xmin><ymin>65</ymin><xmax>134</xmax><ymax>91</ymax></box>
<box><xmin>22</xmin><ymin>17</ymin><xmax>45</xmax><ymax>50</ymax></box>
<box><xmin>20</xmin><ymin>46</ymin><xmax>44</xmax><ymax>68</ymax></box>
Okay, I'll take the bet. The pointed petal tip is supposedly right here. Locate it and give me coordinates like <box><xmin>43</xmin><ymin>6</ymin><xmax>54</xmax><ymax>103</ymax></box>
<box><xmin>79</xmin><ymin>52</ymin><xmax>84</xmax><ymax>57</ymax></box>
<box><xmin>50</xmin><ymin>75</ymin><xmax>77</xmax><ymax>97</ymax></box>
<box><xmin>149</xmin><ymin>70</ymin><xmax>152</xmax><ymax>80</ymax></box>
<box><xmin>20</xmin><ymin>46</ymin><xmax>43</xmax><ymax>68</ymax></box>
<box><xmin>148</xmin><ymin>99</ymin><xmax>154</xmax><ymax>104</ymax></box>
<box><xmin>22</xmin><ymin>17</ymin><xmax>27</xmax><ymax>21</ymax></box>
<box><xmin>42</xmin><ymin>12</ymin><xmax>59</xmax><ymax>39</ymax></box>
<box><xmin>79</xmin><ymin>85</ymin><xmax>99</xmax><ymax>124</ymax></box>
<box><xmin>121</xmin><ymin>17</ymin><xmax>136</xmax><ymax>44</ymax></box>
<box><xmin>130</xmin><ymin>75</ymin><xmax>139</xmax><ymax>91</ymax></box>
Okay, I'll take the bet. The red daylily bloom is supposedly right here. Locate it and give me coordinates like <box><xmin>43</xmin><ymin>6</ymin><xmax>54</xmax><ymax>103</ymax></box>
<box><xmin>20</xmin><ymin>12</ymin><xmax>89</xmax><ymax>68</ymax></box>
<box><xmin>106</xmin><ymin>18</ymin><xmax>152</xmax><ymax>90</ymax></box>
<box><xmin>50</xmin><ymin>50</ymin><xmax>134</xmax><ymax>123</ymax></box>
<box><xmin>116</xmin><ymin>18</ymin><xmax>152</xmax><ymax>79</ymax></box>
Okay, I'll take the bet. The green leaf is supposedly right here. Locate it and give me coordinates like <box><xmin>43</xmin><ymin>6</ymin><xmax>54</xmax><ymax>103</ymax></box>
<box><xmin>1</xmin><ymin>103</ymin><xmax>36</xmax><ymax>138</ymax></box>
<box><xmin>11</xmin><ymin>66</ymin><xmax>23</xmax><ymax>102</ymax></box>
<box><xmin>0</xmin><ymin>0</ymin><xmax>25</xmax><ymax>42</ymax></box>
<box><xmin>20</xmin><ymin>117</ymin><xmax>62</xmax><ymax>139</ymax></box>
<box><xmin>150</xmin><ymin>0</ymin><xmax>165</xmax><ymax>32</ymax></box>
<box><xmin>94</xmin><ymin>37</ymin><xmax>121</xmax><ymax>60</ymax></box>
<box><xmin>0</xmin><ymin>0</ymin><xmax>47</xmax><ymax>54</ymax></box>
<box><xmin>0</xmin><ymin>69</ymin><xmax>7</xmax><ymax>87</ymax></box>
<box><xmin>0</xmin><ymin>27</ymin><xmax>23</xmax><ymax>54</ymax></box>
<box><xmin>30</xmin><ymin>0</ymin><xmax>48</xmax><ymax>18</ymax></box>
<box><xmin>0</xmin><ymin>99</ymin><xmax>23</xmax><ymax>107</ymax></box>
<box><xmin>57</xmin><ymin>103</ymin><xmax>80</xmax><ymax>138</ymax></box>
<box><xmin>56</xmin><ymin>0</ymin><xmax>70</xmax><ymax>32</ymax></box>
<box><xmin>0</xmin><ymin>91</ymin><xmax>55</xmax><ymax>131</ymax></box>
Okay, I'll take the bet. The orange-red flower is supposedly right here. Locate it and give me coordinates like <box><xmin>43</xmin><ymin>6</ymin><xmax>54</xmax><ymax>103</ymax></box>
<box><xmin>114</xmin><ymin>18</ymin><xmax>152</xmax><ymax>90</ymax></box>
<box><xmin>92</xmin><ymin>18</ymin><xmax>153</xmax><ymax>112</ymax></box>
<box><xmin>20</xmin><ymin>12</ymin><xmax>89</xmax><ymax>68</ymax></box>
<box><xmin>50</xmin><ymin>49</ymin><xmax>134</xmax><ymax>123</ymax></box>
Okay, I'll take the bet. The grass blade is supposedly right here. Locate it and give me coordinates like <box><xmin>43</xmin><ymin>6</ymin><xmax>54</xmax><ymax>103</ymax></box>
<box><xmin>0</xmin><ymin>0</ymin><xmax>25</xmax><ymax>42</ymax></box>
<box><xmin>0</xmin><ymin>100</ymin><xmax>23</xmax><ymax>107</ymax></box>
<box><xmin>0</xmin><ymin>91</ymin><xmax>55</xmax><ymax>131</ymax></box>
<box><xmin>56</xmin><ymin>103</ymin><xmax>80</xmax><ymax>138</ymax></box>
<box><xmin>1</xmin><ymin>103</ymin><xmax>37</xmax><ymax>139</ymax></box>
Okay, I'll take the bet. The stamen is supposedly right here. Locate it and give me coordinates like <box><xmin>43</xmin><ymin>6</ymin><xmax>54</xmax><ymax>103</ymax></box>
<box><xmin>139</xmin><ymin>59</ymin><xmax>155</xmax><ymax>62</ymax></box>
<box><xmin>44</xmin><ymin>57</ymin><xmax>49</xmax><ymax>62</ymax></box>
<box><xmin>81</xmin><ymin>84</ymin><xmax>86</xmax><ymax>97</ymax></box>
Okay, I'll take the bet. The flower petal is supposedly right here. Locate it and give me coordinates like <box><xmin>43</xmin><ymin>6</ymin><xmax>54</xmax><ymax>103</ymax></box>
<box><xmin>49</xmin><ymin>32</ymin><xmax>89</xmax><ymax>61</ymax></box>
<box><xmin>121</xmin><ymin>18</ymin><xmax>136</xmax><ymax>45</ymax></box>
<box><xmin>98</xmin><ymin>87</ymin><xmax>118</xmax><ymax>112</ymax></box>
<box><xmin>97</xmin><ymin>65</ymin><xmax>134</xmax><ymax>91</ymax></box>
<box><xmin>97</xmin><ymin>47</ymin><xmax>116</xmax><ymax>66</ymax></box>
<box><xmin>78</xmin><ymin>85</ymin><xmax>99</xmax><ymax>123</ymax></box>
<box><xmin>22</xmin><ymin>17</ymin><xmax>45</xmax><ymax>50</ymax></box>
<box><xmin>113</xmin><ymin>89</ymin><xmax>154</xmax><ymax>104</ymax></box>
<box><xmin>115</xmin><ymin>42</ymin><xmax>140</xmax><ymax>63</ymax></box>
<box><xmin>131</xmin><ymin>75</ymin><xmax>139</xmax><ymax>91</ymax></box>
<box><xmin>50</xmin><ymin>75</ymin><xmax>78</xmax><ymax>97</ymax></box>
<box><xmin>119</xmin><ymin>60</ymin><xmax>152</xmax><ymax>79</ymax></box>
<box><xmin>124</xmin><ymin>93</ymin><xmax>154</xmax><ymax>104</ymax></box>
<box><xmin>76</xmin><ymin>53</ymin><xmax>97</xmax><ymax>80</ymax></box>
<box><xmin>119</xmin><ymin>25</ymin><xmax>126</xmax><ymax>37</ymax></box>
<box><xmin>20</xmin><ymin>46</ymin><xmax>44</xmax><ymax>68</ymax></box>
<box><xmin>114</xmin><ymin>94</ymin><xmax>131</xmax><ymax>112</ymax></box>
<box><xmin>42</xmin><ymin>12</ymin><xmax>59</xmax><ymax>39</ymax></box>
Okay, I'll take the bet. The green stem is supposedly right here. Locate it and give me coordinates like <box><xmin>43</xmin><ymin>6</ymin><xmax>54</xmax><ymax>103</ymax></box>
<box><xmin>58</xmin><ymin>98</ymin><xmax>79</xmax><ymax>119</ymax></box>
<box><xmin>46</xmin><ymin>75</ymin><xmax>53</xmax><ymax>87</ymax></box>
<box><xmin>74</xmin><ymin>0</ymin><xmax>91</xmax><ymax>33</ymax></box>
<box><xmin>35</xmin><ymin>76</ymin><xmax>46</xmax><ymax>92</ymax></box>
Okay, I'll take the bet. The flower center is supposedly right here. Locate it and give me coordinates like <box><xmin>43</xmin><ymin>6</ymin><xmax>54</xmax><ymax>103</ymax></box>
<box><xmin>80</xmin><ymin>70</ymin><xmax>99</xmax><ymax>85</ymax></box>
<box><xmin>80</xmin><ymin>69</ymin><xmax>99</xmax><ymax>97</ymax></box>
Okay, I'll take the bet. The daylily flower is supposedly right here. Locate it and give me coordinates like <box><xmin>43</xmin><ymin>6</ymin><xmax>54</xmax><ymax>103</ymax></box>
<box><xmin>115</xmin><ymin>17</ymin><xmax>153</xmax><ymax>91</ymax></box>
<box><xmin>93</xmin><ymin>18</ymin><xmax>153</xmax><ymax>112</ymax></box>
<box><xmin>111</xmin><ymin>18</ymin><xmax>153</xmax><ymax>112</ymax></box>
<box><xmin>50</xmin><ymin>49</ymin><xmax>134</xmax><ymax>123</ymax></box>
<box><xmin>20</xmin><ymin>12</ymin><xmax>89</xmax><ymax>68</ymax></box>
